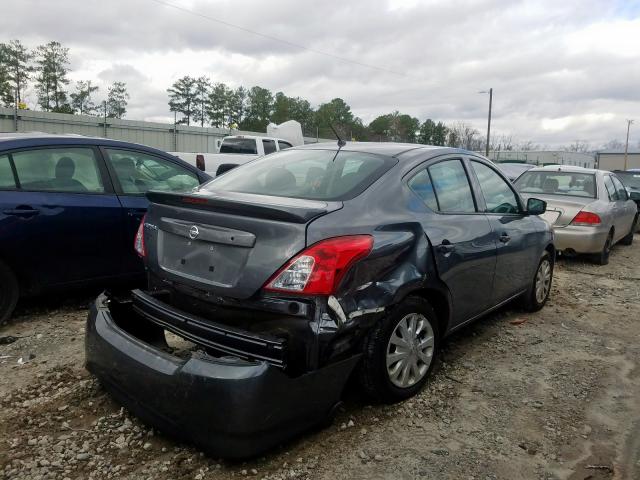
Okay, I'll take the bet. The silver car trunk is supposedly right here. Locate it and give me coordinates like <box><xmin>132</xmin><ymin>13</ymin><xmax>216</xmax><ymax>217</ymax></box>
<box><xmin>144</xmin><ymin>191</ymin><xmax>342</xmax><ymax>299</ymax></box>
<box><xmin>520</xmin><ymin>193</ymin><xmax>595</xmax><ymax>227</ymax></box>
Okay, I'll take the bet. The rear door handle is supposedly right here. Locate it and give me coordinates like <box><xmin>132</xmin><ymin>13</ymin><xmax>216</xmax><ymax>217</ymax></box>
<box><xmin>3</xmin><ymin>207</ymin><xmax>39</xmax><ymax>218</ymax></box>
<box><xmin>437</xmin><ymin>240</ymin><xmax>456</xmax><ymax>253</ymax></box>
<box><xmin>499</xmin><ymin>233</ymin><xmax>511</xmax><ymax>243</ymax></box>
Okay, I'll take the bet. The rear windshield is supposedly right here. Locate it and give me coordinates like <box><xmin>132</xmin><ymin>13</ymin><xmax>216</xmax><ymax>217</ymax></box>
<box><xmin>219</xmin><ymin>138</ymin><xmax>258</xmax><ymax>154</ymax></box>
<box><xmin>201</xmin><ymin>149</ymin><xmax>396</xmax><ymax>201</ymax></box>
<box><xmin>515</xmin><ymin>171</ymin><xmax>596</xmax><ymax>198</ymax></box>
<box><xmin>615</xmin><ymin>172</ymin><xmax>640</xmax><ymax>189</ymax></box>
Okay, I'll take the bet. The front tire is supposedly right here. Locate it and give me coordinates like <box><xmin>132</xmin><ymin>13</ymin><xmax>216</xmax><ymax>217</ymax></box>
<box><xmin>359</xmin><ymin>297</ymin><xmax>439</xmax><ymax>402</ymax></box>
<box><xmin>520</xmin><ymin>251</ymin><xmax>553</xmax><ymax>312</ymax></box>
<box><xmin>0</xmin><ymin>261</ymin><xmax>19</xmax><ymax>324</ymax></box>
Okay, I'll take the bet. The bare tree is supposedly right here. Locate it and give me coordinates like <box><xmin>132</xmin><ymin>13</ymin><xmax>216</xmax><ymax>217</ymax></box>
<box><xmin>602</xmin><ymin>139</ymin><xmax>625</xmax><ymax>150</ymax></box>
<box><xmin>566</xmin><ymin>140</ymin><xmax>591</xmax><ymax>153</ymax></box>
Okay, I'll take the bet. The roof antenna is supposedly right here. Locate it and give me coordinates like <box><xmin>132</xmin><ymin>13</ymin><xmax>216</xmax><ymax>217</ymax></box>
<box><xmin>329</xmin><ymin>124</ymin><xmax>346</xmax><ymax>148</ymax></box>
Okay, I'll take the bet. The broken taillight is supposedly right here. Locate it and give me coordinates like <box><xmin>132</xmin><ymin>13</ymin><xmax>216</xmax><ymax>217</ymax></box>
<box><xmin>264</xmin><ymin>235</ymin><xmax>373</xmax><ymax>295</ymax></box>
<box><xmin>134</xmin><ymin>214</ymin><xmax>147</xmax><ymax>257</ymax></box>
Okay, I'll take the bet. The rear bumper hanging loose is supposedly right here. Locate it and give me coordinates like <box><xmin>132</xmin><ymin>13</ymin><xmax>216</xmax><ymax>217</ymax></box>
<box><xmin>84</xmin><ymin>293</ymin><xmax>360</xmax><ymax>458</ymax></box>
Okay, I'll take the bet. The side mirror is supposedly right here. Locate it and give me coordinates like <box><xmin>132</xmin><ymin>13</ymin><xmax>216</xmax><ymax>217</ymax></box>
<box><xmin>527</xmin><ymin>197</ymin><xmax>547</xmax><ymax>215</ymax></box>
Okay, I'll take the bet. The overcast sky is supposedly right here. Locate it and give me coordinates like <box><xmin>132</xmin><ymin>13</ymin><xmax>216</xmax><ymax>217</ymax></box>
<box><xmin>5</xmin><ymin>0</ymin><xmax>640</xmax><ymax>147</ymax></box>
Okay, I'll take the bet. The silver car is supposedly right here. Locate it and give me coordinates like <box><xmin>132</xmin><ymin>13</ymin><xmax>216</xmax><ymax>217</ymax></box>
<box><xmin>515</xmin><ymin>166</ymin><xmax>638</xmax><ymax>264</ymax></box>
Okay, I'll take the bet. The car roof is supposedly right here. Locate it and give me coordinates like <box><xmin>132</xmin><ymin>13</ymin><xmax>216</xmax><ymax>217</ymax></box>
<box><xmin>294</xmin><ymin>141</ymin><xmax>446</xmax><ymax>157</ymax></box>
<box><xmin>0</xmin><ymin>132</ymin><xmax>168</xmax><ymax>155</ymax></box>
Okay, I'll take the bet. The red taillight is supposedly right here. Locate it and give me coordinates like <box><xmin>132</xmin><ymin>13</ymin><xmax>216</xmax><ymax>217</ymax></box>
<box><xmin>264</xmin><ymin>235</ymin><xmax>374</xmax><ymax>295</ymax></box>
<box><xmin>134</xmin><ymin>214</ymin><xmax>147</xmax><ymax>257</ymax></box>
<box><xmin>571</xmin><ymin>211</ymin><xmax>601</xmax><ymax>226</ymax></box>
<box><xmin>196</xmin><ymin>154</ymin><xmax>205</xmax><ymax>171</ymax></box>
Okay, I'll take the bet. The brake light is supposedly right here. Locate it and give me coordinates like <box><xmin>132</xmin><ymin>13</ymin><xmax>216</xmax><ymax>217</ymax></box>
<box><xmin>571</xmin><ymin>211</ymin><xmax>601</xmax><ymax>226</ymax></box>
<box><xmin>264</xmin><ymin>235</ymin><xmax>374</xmax><ymax>295</ymax></box>
<box><xmin>196</xmin><ymin>154</ymin><xmax>205</xmax><ymax>171</ymax></box>
<box><xmin>134</xmin><ymin>214</ymin><xmax>147</xmax><ymax>257</ymax></box>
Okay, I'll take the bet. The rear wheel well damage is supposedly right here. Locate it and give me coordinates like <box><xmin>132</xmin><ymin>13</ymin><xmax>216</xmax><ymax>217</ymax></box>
<box><xmin>402</xmin><ymin>288</ymin><xmax>450</xmax><ymax>339</ymax></box>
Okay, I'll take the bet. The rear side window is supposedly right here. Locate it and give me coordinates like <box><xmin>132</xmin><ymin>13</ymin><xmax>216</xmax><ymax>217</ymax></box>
<box><xmin>603</xmin><ymin>175</ymin><xmax>617</xmax><ymax>200</ymax></box>
<box><xmin>202</xmin><ymin>149</ymin><xmax>396</xmax><ymax>201</ymax></box>
<box><xmin>219</xmin><ymin>138</ymin><xmax>258</xmax><ymax>154</ymax></box>
<box><xmin>262</xmin><ymin>139</ymin><xmax>277</xmax><ymax>155</ymax></box>
<box><xmin>0</xmin><ymin>155</ymin><xmax>16</xmax><ymax>189</ymax></box>
<box><xmin>408</xmin><ymin>169</ymin><xmax>438</xmax><ymax>211</ymax></box>
<box><xmin>11</xmin><ymin>148</ymin><xmax>104</xmax><ymax>193</ymax></box>
<box><xmin>105</xmin><ymin>149</ymin><xmax>199</xmax><ymax>195</ymax></box>
<box><xmin>427</xmin><ymin>159</ymin><xmax>476</xmax><ymax>213</ymax></box>
<box><xmin>278</xmin><ymin>140</ymin><xmax>292</xmax><ymax>150</ymax></box>
<box><xmin>471</xmin><ymin>161</ymin><xmax>520</xmax><ymax>214</ymax></box>
<box><xmin>611</xmin><ymin>176</ymin><xmax>628</xmax><ymax>201</ymax></box>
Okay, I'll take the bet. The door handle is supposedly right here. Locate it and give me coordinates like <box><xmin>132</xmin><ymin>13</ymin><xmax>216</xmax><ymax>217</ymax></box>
<box><xmin>3</xmin><ymin>207</ymin><xmax>39</xmax><ymax>218</ymax></box>
<box><xmin>437</xmin><ymin>240</ymin><xmax>456</xmax><ymax>253</ymax></box>
<box><xmin>499</xmin><ymin>233</ymin><xmax>511</xmax><ymax>243</ymax></box>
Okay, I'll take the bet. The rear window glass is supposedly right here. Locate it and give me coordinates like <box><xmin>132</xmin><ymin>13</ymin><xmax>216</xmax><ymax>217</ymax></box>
<box><xmin>219</xmin><ymin>138</ymin><xmax>258</xmax><ymax>154</ymax></box>
<box><xmin>201</xmin><ymin>149</ymin><xmax>396</xmax><ymax>201</ymax></box>
<box><xmin>515</xmin><ymin>171</ymin><xmax>596</xmax><ymax>198</ymax></box>
<box><xmin>0</xmin><ymin>155</ymin><xmax>16</xmax><ymax>189</ymax></box>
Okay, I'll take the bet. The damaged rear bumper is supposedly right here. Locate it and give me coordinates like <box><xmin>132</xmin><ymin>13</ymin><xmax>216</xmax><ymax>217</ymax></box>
<box><xmin>84</xmin><ymin>293</ymin><xmax>360</xmax><ymax>458</ymax></box>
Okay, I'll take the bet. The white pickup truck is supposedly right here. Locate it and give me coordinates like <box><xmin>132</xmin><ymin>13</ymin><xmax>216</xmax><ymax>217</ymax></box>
<box><xmin>171</xmin><ymin>120</ymin><xmax>305</xmax><ymax>176</ymax></box>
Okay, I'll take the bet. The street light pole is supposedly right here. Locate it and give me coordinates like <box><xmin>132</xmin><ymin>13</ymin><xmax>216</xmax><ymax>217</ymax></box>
<box><xmin>485</xmin><ymin>88</ymin><xmax>492</xmax><ymax>157</ymax></box>
<box><xmin>624</xmin><ymin>119</ymin><xmax>634</xmax><ymax>170</ymax></box>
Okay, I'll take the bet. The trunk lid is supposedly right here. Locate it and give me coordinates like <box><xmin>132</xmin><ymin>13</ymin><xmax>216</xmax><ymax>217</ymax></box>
<box><xmin>520</xmin><ymin>193</ymin><xmax>595</xmax><ymax>227</ymax></box>
<box><xmin>144</xmin><ymin>191</ymin><xmax>342</xmax><ymax>299</ymax></box>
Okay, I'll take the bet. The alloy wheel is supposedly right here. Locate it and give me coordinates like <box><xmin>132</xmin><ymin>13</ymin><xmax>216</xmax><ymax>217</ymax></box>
<box><xmin>535</xmin><ymin>259</ymin><xmax>552</xmax><ymax>304</ymax></box>
<box><xmin>386</xmin><ymin>313</ymin><xmax>435</xmax><ymax>388</ymax></box>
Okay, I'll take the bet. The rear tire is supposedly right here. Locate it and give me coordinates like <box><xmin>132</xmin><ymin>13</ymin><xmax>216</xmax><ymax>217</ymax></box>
<box><xmin>359</xmin><ymin>297</ymin><xmax>439</xmax><ymax>403</ymax></box>
<box><xmin>593</xmin><ymin>231</ymin><xmax>613</xmax><ymax>265</ymax></box>
<box><xmin>620</xmin><ymin>215</ymin><xmax>638</xmax><ymax>246</ymax></box>
<box><xmin>520</xmin><ymin>251</ymin><xmax>553</xmax><ymax>312</ymax></box>
<box><xmin>0</xmin><ymin>261</ymin><xmax>19</xmax><ymax>324</ymax></box>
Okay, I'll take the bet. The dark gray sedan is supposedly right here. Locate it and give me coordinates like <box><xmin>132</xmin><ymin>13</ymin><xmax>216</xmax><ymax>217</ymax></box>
<box><xmin>86</xmin><ymin>142</ymin><xmax>554</xmax><ymax>458</ymax></box>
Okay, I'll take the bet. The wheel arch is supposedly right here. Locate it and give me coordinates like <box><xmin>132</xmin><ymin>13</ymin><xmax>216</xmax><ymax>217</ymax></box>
<box><xmin>403</xmin><ymin>286</ymin><xmax>451</xmax><ymax>339</ymax></box>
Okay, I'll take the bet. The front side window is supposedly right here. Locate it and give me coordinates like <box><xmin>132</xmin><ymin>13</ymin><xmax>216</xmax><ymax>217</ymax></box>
<box><xmin>106</xmin><ymin>149</ymin><xmax>199</xmax><ymax>195</ymax></box>
<box><xmin>427</xmin><ymin>159</ymin><xmax>476</xmax><ymax>213</ymax></box>
<box><xmin>201</xmin><ymin>149</ymin><xmax>395</xmax><ymax>201</ymax></box>
<box><xmin>515</xmin><ymin>171</ymin><xmax>596</xmax><ymax>198</ymax></box>
<box><xmin>262</xmin><ymin>139</ymin><xmax>277</xmax><ymax>155</ymax></box>
<box><xmin>611</xmin><ymin>176</ymin><xmax>628</xmax><ymax>201</ymax></box>
<box><xmin>471</xmin><ymin>161</ymin><xmax>520</xmax><ymax>214</ymax></box>
<box><xmin>0</xmin><ymin>155</ymin><xmax>16</xmax><ymax>189</ymax></box>
<box><xmin>11</xmin><ymin>147</ymin><xmax>104</xmax><ymax>193</ymax></box>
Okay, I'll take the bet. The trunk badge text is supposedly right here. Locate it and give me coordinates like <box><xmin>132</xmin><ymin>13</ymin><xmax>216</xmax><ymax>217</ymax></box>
<box><xmin>189</xmin><ymin>226</ymin><xmax>200</xmax><ymax>240</ymax></box>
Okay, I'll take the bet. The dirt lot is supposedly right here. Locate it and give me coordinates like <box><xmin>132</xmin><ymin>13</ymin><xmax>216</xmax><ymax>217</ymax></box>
<box><xmin>1</xmin><ymin>238</ymin><xmax>640</xmax><ymax>480</ymax></box>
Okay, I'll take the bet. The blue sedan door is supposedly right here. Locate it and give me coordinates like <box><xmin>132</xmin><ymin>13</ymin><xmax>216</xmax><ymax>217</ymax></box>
<box><xmin>102</xmin><ymin>147</ymin><xmax>201</xmax><ymax>275</ymax></box>
<box><xmin>467</xmin><ymin>158</ymin><xmax>539</xmax><ymax>303</ymax></box>
<box><xmin>1</xmin><ymin>146</ymin><xmax>123</xmax><ymax>289</ymax></box>
<box><xmin>407</xmin><ymin>158</ymin><xmax>497</xmax><ymax>325</ymax></box>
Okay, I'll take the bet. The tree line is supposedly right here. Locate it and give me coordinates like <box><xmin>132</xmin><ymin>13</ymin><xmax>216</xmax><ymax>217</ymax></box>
<box><xmin>0</xmin><ymin>39</ymin><xmax>129</xmax><ymax>118</ymax></box>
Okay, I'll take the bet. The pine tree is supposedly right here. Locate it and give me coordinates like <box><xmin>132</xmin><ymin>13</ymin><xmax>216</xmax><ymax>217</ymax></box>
<box><xmin>70</xmin><ymin>80</ymin><xmax>99</xmax><ymax>115</ymax></box>
<box><xmin>167</xmin><ymin>76</ymin><xmax>197</xmax><ymax>125</ymax></box>
<box><xmin>192</xmin><ymin>76</ymin><xmax>211</xmax><ymax>127</ymax></box>
<box><xmin>35</xmin><ymin>41</ymin><xmax>70</xmax><ymax>112</ymax></box>
<box><xmin>106</xmin><ymin>81</ymin><xmax>129</xmax><ymax>119</ymax></box>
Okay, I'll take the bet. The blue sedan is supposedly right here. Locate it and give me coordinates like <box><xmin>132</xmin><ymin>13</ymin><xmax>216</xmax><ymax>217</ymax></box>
<box><xmin>0</xmin><ymin>133</ymin><xmax>211</xmax><ymax>321</ymax></box>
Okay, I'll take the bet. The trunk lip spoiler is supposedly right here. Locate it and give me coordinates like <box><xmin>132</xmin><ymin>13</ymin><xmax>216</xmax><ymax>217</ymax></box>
<box><xmin>147</xmin><ymin>191</ymin><xmax>342</xmax><ymax>224</ymax></box>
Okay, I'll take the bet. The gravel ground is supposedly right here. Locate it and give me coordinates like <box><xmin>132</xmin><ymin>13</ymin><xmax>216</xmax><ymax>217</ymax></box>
<box><xmin>1</xmin><ymin>236</ymin><xmax>640</xmax><ymax>480</ymax></box>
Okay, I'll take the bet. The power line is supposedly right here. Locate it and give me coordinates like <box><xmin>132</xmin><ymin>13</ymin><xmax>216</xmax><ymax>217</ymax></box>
<box><xmin>146</xmin><ymin>0</ymin><xmax>406</xmax><ymax>77</ymax></box>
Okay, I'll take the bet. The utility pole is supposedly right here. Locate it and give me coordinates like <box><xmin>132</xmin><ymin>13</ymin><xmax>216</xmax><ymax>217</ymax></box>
<box><xmin>485</xmin><ymin>88</ymin><xmax>493</xmax><ymax>157</ymax></box>
<box><xmin>624</xmin><ymin>119</ymin><xmax>634</xmax><ymax>170</ymax></box>
<box><xmin>13</xmin><ymin>87</ymin><xmax>18</xmax><ymax>132</ymax></box>
<box><xmin>103</xmin><ymin>101</ymin><xmax>108</xmax><ymax>138</ymax></box>
<box><xmin>173</xmin><ymin>110</ymin><xmax>178</xmax><ymax>151</ymax></box>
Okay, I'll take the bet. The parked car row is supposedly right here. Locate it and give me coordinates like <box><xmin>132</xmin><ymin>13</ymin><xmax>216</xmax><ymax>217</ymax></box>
<box><xmin>0</xmin><ymin>133</ymin><xmax>210</xmax><ymax>322</ymax></box>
